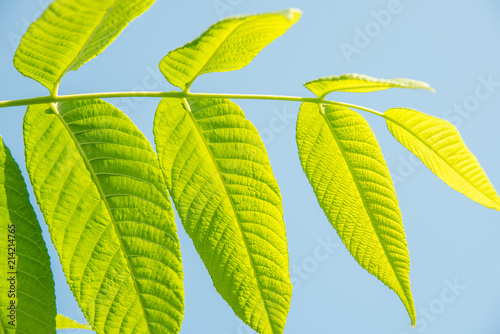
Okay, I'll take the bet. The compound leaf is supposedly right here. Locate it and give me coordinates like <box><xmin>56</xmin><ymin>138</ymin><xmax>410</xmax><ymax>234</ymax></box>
<box><xmin>14</xmin><ymin>0</ymin><xmax>155</xmax><ymax>92</ymax></box>
<box><xmin>56</xmin><ymin>314</ymin><xmax>91</xmax><ymax>330</ymax></box>
<box><xmin>159</xmin><ymin>9</ymin><xmax>301</xmax><ymax>90</ymax></box>
<box><xmin>385</xmin><ymin>108</ymin><xmax>500</xmax><ymax>211</ymax></box>
<box><xmin>154</xmin><ymin>97</ymin><xmax>292</xmax><ymax>334</ymax></box>
<box><xmin>305</xmin><ymin>74</ymin><xmax>434</xmax><ymax>98</ymax></box>
<box><xmin>23</xmin><ymin>100</ymin><xmax>184</xmax><ymax>333</ymax></box>
<box><xmin>296</xmin><ymin>103</ymin><xmax>416</xmax><ymax>325</ymax></box>
<box><xmin>0</xmin><ymin>136</ymin><xmax>56</xmax><ymax>334</ymax></box>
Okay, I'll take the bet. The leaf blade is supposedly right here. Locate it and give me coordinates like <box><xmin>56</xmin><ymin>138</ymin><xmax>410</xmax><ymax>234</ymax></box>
<box><xmin>385</xmin><ymin>108</ymin><xmax>500</xmax><ymax>211</ymax></box>
<box><xmin>154</xmin><ymin>97</ymin><xmax>292</xmax><ymax>334</ymax></box>
<box><xmin>296</xmin><ymin>103</ymin><xmax>416</xmax><ymax>325</ymax></box>
<box><xmin>56</xmin><ymin>314</ymin><xmax>91</xmax><ymax>330</ymax></box>
<box><xmin>159</xmin><ymin>9</ymin><xmax>301</xmax><ymax>90</ymax></box>
<box><xmin>14</xmin><ymin>0</ymin><xmax>155</xmax><ymax>92</ymax></box>
<box><xmin>304</xmin><ymin>73</ymin><xmax>434</xmax><ymax>98</ymax></box>
<box><xmin>0</xmin><ymin>136</ymin><xmax>56</xmax><ymax>334</ymax></box>
<box><xmin>23</xmin><ymin>100</ymin><xmax>184</xmax><ymax>333</ymax></box>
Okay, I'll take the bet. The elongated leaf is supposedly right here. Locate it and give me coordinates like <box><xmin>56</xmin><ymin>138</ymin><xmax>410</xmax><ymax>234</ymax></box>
<box><xmin>23</xmin><ymin>100</ymin><xmax>184</xmax><ymax>334</ymax></box>
<box><xmin>14</xmin><ymin>0</ymin><xmax>155</xmax><ymax>92</ymax></box>
<box><xmin>304</xmin><ymin>73</ymin><xmax>434</xmax><ymax>97</ymax></box>
<box><xmin>385</xmin><ymin>108</ymin><xmax>500</xmax><ymax>211</ymax></box>
<box><xmin>56</xmin><ymin>314</ymin><xmax>92</xmax><ymax>330</ymax></box>
<box><xmin>0</xmin><ymin>136</ymin><xmax>56</xmax><ymax>334</ymax></box>
<box><xmin>154</xmin><ymin>97</ymin><xmax>292</xmax><ymax>334</ymax></box>
<box><xmin>296</xmin><ymin>103</ymin><xmax>416</xmax><ymax>325</ymax></box>
<box><xmin>159</xmin><ymin>9</ymin><xmax>301</xmax><ymax>90</ymax></box>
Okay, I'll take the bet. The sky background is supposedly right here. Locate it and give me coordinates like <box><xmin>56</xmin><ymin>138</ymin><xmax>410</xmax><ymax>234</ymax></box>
<box><xmin>1</xmin><ymin>0</ymin><xmax>500</xmax><ymax>333</ymax></box>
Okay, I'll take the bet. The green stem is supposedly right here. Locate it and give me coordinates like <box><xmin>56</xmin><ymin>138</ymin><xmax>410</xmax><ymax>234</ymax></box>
<box><xmin>0</xmin><ymin>91</ymin><xmax>385</xmax><ymax>117</ymax></box>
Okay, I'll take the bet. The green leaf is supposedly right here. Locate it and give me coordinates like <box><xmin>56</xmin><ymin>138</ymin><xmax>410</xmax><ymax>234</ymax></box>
<box><xmin>56</xmin><ymin>314</ymin><xmax>91</xmax><ymax>330</ymax></box>
<box><xmin>14</xmin><ymin>0</ymin><xmax>155</xmax><ymax>92</ymax></box>
<box><xmin>296</xmin><ymin>103</ymin><xmax>416</xmax><ymax>325</ymax></box>
<box><xmin>154</xmin><ymin>97</ymin><xmax>292</xmax><ymax>334</ymax></box>
<box><xmin>304</xmin><ymin>73</ymin><xmax>434</xmax><ymax>98</ymax></box>
<box><xmin>23</xmin><ymin>100</ymin><xmax>184</xmax><ymax>333</ymax></box>
<box><xmin>159</xmin><ymin>8</ymin><xmax>301</xmax><ymax>90</ymax></box>
<box><xmin>0</xmin><ymin>136</ymin><xmax>56</xmax><ymax>334</ymax></box>
<box><xmin>385</xmin><ymin>108</ymin><xmax>500</xmax><ymax>211</ymax></box>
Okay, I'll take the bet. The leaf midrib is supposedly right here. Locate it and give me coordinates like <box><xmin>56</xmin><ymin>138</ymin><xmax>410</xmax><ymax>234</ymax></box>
<box><xmin>51</xmin><ymin>103</ymin><xmax>152</xmax><ymax>334</ymax></box>
<box><xmin>385</xmin><ymin>111</ymin><xmax>500</xmax><ymax>209</ymax></box>
<box><xmin>318</xmin><ymin>104</ymin><xmax>413</xmax><ymax>314</ymax></box>
<box><xmin>182</xmin><ymin>15</ymin><xmax>269</xmax><ymax>91</ymax></box>
<box><xmin>181</xmin><ymin>98</ymin><xmax>275</xmax><ymax>333</ymax></box>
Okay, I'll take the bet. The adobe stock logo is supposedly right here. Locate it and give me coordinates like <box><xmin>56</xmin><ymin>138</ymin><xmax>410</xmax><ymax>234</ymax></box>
<box><xmin>259</xmin><ymin>106</ymin><xmax>296</xmax><ymax>145</ymax></box>
<box><xmin>7</xmin><ymin>0</ymin><xmax>52</xmax><ymax>50</ymax></box>
<box><xmin>397</xmin><ymin>278</ymin><xmax>467</xmax><ymax>334</ymax></box>
<box><xmin>290</xmin><ymin>235</ymin><xmax>339</xmax><ymax>291</ymax></box>
<box><xmin>443</xmin><ymin>75</ymin><xmax>500</xmax><ymax>127</ymax></box>
<box><xmin>113</xmin><ymin>65</ymin><xmax>165</xmax><ymax>115</ymax></box>
<box><xmin>213</xmin><ymin>0</ymin><xmax>243</xmax><ymax>19</ymax></box>
<box><xmin>339</xmin><ymin>0</ymin><xmax>405</xmax><ymax>63</ymax></box>
<box><xmin>223</xmin><ymin>234</ymin><xmax>340</xmax><ymax>334</ymax></box>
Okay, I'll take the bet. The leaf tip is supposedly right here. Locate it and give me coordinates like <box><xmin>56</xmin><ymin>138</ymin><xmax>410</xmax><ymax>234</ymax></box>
<box><xmin>410</xmin><ymin>310</ymin><xmax>416</xmax><ymax>328</ymax></box>
<box><xmin>302</xmin><ymin>81</ymin><xmax>319</xmax><ymax>97</ymax></box>
<box><xmin>281</xmin><ymin>8</ymin><xmax>302</xmax><ymax>23</ymax></box>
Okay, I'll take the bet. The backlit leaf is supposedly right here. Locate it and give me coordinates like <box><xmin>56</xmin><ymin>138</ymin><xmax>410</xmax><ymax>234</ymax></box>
<box><xmin>385</xmin><ymin>108</ymin><xmax>500</xmax><ymax>211</ymax></box>
<box><xmin>0</xmin><ymin>136</ymin><xmax>56</xmax><ymax>334</ymax></box>
<box><xmin>23</xmin><ymin>100</ymin><xmax>184</xmax><ymax>333</ymax></box>
<box><xmin>14</xmin><ymin>0</ymin><xmax>155</xmax><ymax>92</ymax></box>
<box><xmin>296</xmin><ymin>103</ymin><xmax>416</xmax><ymax>325</ymax></box>
<box><xmin>305</xmin><ymin>74</ymin><xmax>434</xmax><ymax>98</ymax></box>
<box><xmin>159</xmin><ymin>9</ymin><xmax>301</xmax><ymax>90</ymax></box>
<box><xmin>154</xmin><ymin>97</ymin><xmax>292</xmax><ymax>334</ymax></box>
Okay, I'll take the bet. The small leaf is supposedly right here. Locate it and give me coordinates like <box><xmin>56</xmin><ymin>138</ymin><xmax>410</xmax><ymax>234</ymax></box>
<box><xmin>385</xmin><ymin>108</ymin><xmax>500</xmax><ymax>211</ymax></box>
<box><xmin>304</xmin><ymin>73</ymin><xmax>434</xmax><ymax>98</ymax></box>
<box><xmin>0</xmin><ymin>136</ymin><xmax>56</xmax><ymax>334</ymax></box>
<box><xmin>154</xmin><ymin>97</ymin><xmax>292</xmax><ymax>334</ymax></box>
<box><xmin>296</xmin><ymin>103</ymin><xmax>416</xmax><ymax>325</ymax></box>
<box><xmin>23</xmin><ymin>100</ymin><xmax>184</xmax><ymax>333</ymax></box>
<box><xmin>159</xmin><ymin>8</ymin><xmax>301</xmax><ymax>90</ymax></box>
<box><xmin>56</xmin><ymin>314</ymin><xmax>91</xmax><ymax>330</ymax></box>
<box><xmin>14</xmin><ymin>0</ymin><xmax>155</xmax><ymax>92</ymax></box>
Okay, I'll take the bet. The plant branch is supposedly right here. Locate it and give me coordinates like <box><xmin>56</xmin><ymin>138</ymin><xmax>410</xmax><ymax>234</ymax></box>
<box><xmin>0</xmin><ymin>91</ymin><xmax>385</xmax><ymax>117</ymax></box>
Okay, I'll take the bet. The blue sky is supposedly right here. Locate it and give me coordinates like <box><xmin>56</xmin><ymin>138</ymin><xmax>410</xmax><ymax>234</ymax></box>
<box><xmin>1</xmin><ymin>0</ymin><xmax>500</xmax><ymax>333</ymax></box>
